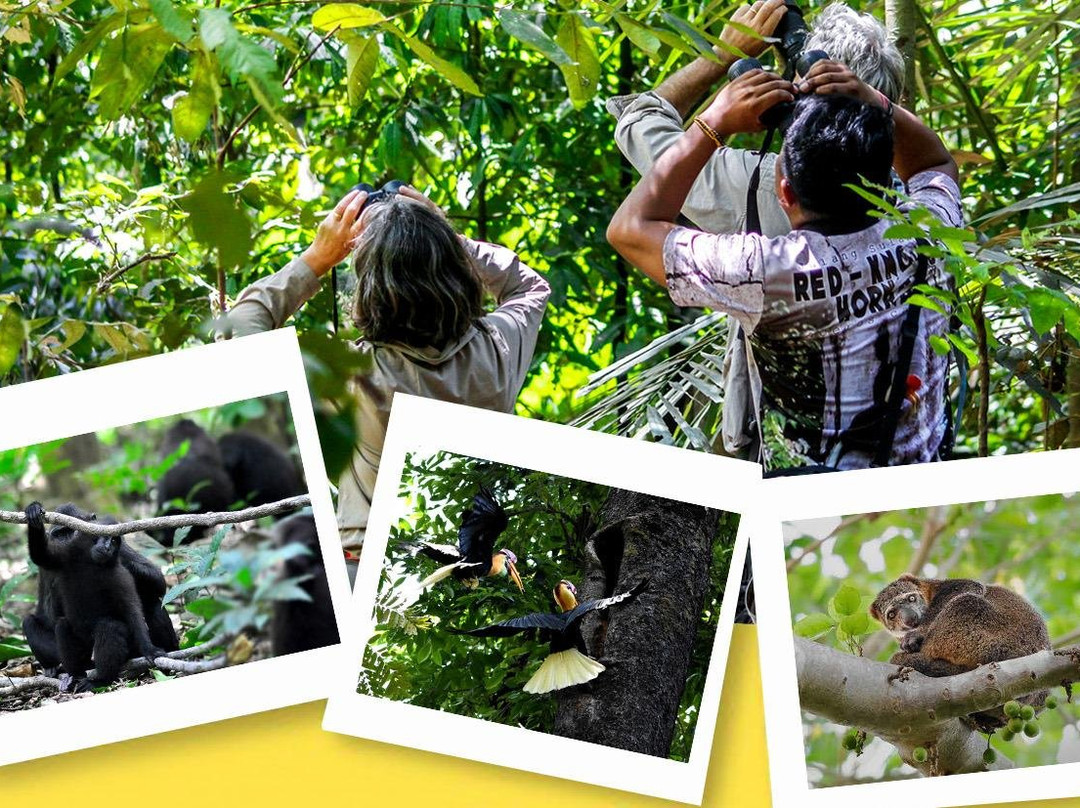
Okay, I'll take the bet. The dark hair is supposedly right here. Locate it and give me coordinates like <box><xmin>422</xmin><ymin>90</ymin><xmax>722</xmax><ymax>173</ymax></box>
<box><xmin>780</xmin><ymin>94</ymin><xmax>894</xmax><ymax>224</ymax></box>
<box><xmin>350</xmin><ymin>196</ymin><xmax>484</xmax><ymax>348</ymax></box>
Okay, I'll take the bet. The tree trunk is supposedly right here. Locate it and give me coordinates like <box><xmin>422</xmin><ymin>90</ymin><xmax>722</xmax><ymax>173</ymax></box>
<box><xmin>1065</xmin><ymin>341</ymin><xmax>1080</xmax><ymax>449</ymax></box>
<box><xmin>886</xmin><ymin>0</ymin><xmax>918</xmax><ymax>107</ymax></box>
<box><xmin>552</xmin><ymin>489</ymin><xmax>719</xmax><ymax>757</ymax></box>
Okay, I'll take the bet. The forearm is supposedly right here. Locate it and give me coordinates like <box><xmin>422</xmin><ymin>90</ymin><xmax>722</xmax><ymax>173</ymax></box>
<box><xmin>462</xmin><ymin>238</ymin><xmax>551</xmax><ymax>307</ymax></box>
<box><xmin>653</xmin><ymin>54</ymin><xmax>735</xmax><ymax>120</ymax></box>
<box><xmin>225</xmin><ymin>257</ymin><xmax>322</xmax><ymax>338</ymax></box>
<box><xmin>608</xmin><ymin>124</ymin><xmax>719</xmax><ymax>285</ymax></box>
<box><xmin>892</xmin><ymin>105</ymin><xmax>957</xmax><ymax>183</ymax></box>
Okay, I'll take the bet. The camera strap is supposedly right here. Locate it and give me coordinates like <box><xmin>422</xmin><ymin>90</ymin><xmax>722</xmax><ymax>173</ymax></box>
<box><xmin>744</xmin><ymin>126</ymin><xmax>779</xmax><ymax>236</ymax></box>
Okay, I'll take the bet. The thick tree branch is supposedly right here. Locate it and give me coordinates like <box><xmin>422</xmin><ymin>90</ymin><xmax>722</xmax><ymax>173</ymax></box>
<box><xmin>796</xmin><ymin>637</ymin><xmax>1080</xmax><ymax>775</ymax></box>
<box><xmin>0</xmin><ymin>495</ymin><xmax>310</xmax><ymax>537</ymax></box>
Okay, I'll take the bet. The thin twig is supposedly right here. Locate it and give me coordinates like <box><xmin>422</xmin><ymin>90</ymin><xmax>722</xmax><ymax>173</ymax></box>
<box><xmin>97</xmin><ymin>252</ymin><xmax>178</xmax><ymax>293</ymax></box>
<box><xmin>0</xmin><ymin>495</ymin><xmax>310</xmax><ymax>537</ymax></box>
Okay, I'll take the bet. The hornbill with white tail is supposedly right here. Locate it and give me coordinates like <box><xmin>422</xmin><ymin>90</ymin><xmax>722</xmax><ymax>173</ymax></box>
<box><xmin>454</xmin><ymin>578</ymin><xmax>647</xmax><ymax>694</ymax></box>
<box><xmin>417</xmin><ymin>486</ymin><xmax>523</xmax><ymax>592</ymax></box>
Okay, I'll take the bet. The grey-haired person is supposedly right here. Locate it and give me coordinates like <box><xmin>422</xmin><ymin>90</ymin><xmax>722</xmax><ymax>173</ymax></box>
<box><xmin>609</xmin><ymin>1</ymin><xmax>909</xmax><ymax>461</ymax></box>
<box><xmin>225</xmin><ymin>186</ymin><xmax>551</xmax><ymax>551</ymax></box>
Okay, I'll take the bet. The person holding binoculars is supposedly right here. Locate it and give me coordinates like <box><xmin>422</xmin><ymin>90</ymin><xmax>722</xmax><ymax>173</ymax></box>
<box><xmin>609</xmin><ymin>1</ymin><xmax>910</xmax><ymax>462</ymax></box>
<box><xmin>607</xmin><ymin>55</ymin><xmax>961</xmax><ymax>470</ymax></box>
<box><xmin>224</xmin><ymin>183</ymin><xmax>551</xmax><ymax>552</ymax></box>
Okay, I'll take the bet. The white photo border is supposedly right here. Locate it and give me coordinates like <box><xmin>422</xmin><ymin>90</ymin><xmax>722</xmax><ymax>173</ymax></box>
<box><xmin>321</xmin><ymin>393</ymin><xmax>761</xmax><ymax>805</ymax></box>
<box><xmin>754</xmin><ymin>450</ymin><xmax>1080</xmax><ymax>808</ymax></box>
<box><xmin>0</xmin><ymin>329</ymin><xmax>354</xmax><ymax>766</ymax></box>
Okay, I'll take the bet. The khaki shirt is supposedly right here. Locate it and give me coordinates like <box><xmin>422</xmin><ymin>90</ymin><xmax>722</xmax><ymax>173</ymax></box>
<box><xmin>609</xmin><ymin>91</ymin><xmax>793</xmax><ymax>461</ymax></box>
<box><xmin>226</xmin><ymin>239</ymin><xmax>551</xmax><ymax>549</ymax></box>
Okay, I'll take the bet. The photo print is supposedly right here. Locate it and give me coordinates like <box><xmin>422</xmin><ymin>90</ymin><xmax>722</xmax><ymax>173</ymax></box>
<box><xmin>324</xmin><ymin>394</ymin><xmax>759</xmax><ymax>804</ymax></box>
<box><xmin>0</xmin><ymin>330</ymin><xmax>350</xmax><ymax>766</ymax></box>
<box><xmin>754</xmin><ymin>452</ymin><xmax>1080</xmax><ymax>808</ymax></box>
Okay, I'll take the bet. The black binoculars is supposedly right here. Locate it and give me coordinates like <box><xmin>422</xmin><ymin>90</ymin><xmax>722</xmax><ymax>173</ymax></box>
<box><xmin>728</xmin><ymin>49</ymin><xmax>829</xmax><ymax>129</ymax></box>
<box><xmin>725</xmin><ymin>2</ymin><xmax>829</xmax><ymax>129</ymax></box>
<box><xmin>349</xmin><ymin>179</ymin><xmax>407</xmax><ymax>213</ymax></box>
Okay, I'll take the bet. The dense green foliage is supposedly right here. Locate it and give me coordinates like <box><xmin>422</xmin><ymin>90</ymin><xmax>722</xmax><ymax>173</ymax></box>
<box><xmin>0</xmin><ymin>393</ymin><xmax>313</xmax><ymax>696</ymax></box>
<box><xmin>358</xmin><ymin>449</ymin><xmax>737</xmax><ymax>761</ymax></box>
<box><xmin>1</xmin><ymin>0</ymin><xmax>1076</xmax><ymax>460</ymax></box>
<box><xmin>787</xmin><ymin>494</ymin><xmax>1080</xmax><ymax>785</ymax></box>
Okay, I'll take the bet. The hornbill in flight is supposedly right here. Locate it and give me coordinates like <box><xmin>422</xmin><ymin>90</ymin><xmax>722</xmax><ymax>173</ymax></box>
<box><xmin>454</xmin><ymin>577</ymin><xmax>647</xmax><ymax>694</ymax></box>
<box><xmin>416</xmin><ymin>486</ymin><xmax>523</xmax><ymax>592</ymax></box>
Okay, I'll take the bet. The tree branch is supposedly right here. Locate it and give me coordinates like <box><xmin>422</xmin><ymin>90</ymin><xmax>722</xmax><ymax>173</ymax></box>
<box><xmin>96</xmin><ymin>251</ymin><xmax>178</xmax><ymax>293</ymax></box>
<box><xmin>796</xmin><ymin>637</ymin><xmax>1080</xmax><ymax>775</ymax></box>
<box><xmin>0</xmin><ymin>495</ymin><xmax>310</xmax><ymax>537</ymax></box>
<box><xmin>0</xmin><ymin>634</ymin><xmax>233</xmax><ymax>697</ymax></box>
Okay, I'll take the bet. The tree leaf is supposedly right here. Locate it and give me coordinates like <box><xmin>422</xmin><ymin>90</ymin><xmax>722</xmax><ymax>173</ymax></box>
<box><xmin>198</xmin><ymin>7</ymin><xmax>232</xmax><ymax>50</ymax></box>
<box><xmin>178</xmin><ymin>171</ymin><xmax>253</xmax><ymax>270</ymax></box>
<box><xmin>794</xmin><ymin>612</ymin><xmax>835</xmax><ymax>639</ymax></box>
<box><xmin>497</xmin><ymin>9</ymin><xmax>570</xmax><ymax>66</ymax></box>
<box><xmin>345</xmin><ymin>33</ymin><xmax>379</xmax><ymax>106</ymax></box>
<box><xmin>840</xmin><ymin>612</ymin><xmax>870</xmax><ymax>636</ymax></box>
<box><xmin>148</xmin><ymin>0</ymin><xmax>194</xmax><ymax>44</ymax></box>
<box><xmin>614</xmin><ymin>13</ymin><xmax>661</xmax><ymax>56</ymax></box>
<box><xmin>384</xmin><ymin>26</ymin><xmax>481</xmax><ymax>96</ymax></box>
<box><xmin>312</xmin><ymin>3</ymin><xmax>386</xmax><ymax>31</ymax></box>
<box><xmin>172</xmin><ymin>51</ymin><xmax>219</xmax><ymax>142</ymax></box>
<box><xmin>0</xmin><ymin>304</ymin><xmax>24</xmax><ymax>375</ymax></box>
<box><xmin>89</xmin><ymin>23</ymin><xmax>175</xmax><ymax>121</ymax></box>
<box><xmin>55</xmin><ymin>11</ymin><xmax>133</xmax><ymax>81</ymax></box>
<box><xmin>1026</xmin><ymin>288</ymin><xmax>1066</xmax><ymax>335</ymax></box>
<box><xmin>830</xmin><ymin>584</ymin><xmax>861</xmax><ymax>617</ymax></box>
<box><xmin>555</xmin><ymin>13</ymin><xmax>599</xmax><ymax>110</ymax></box>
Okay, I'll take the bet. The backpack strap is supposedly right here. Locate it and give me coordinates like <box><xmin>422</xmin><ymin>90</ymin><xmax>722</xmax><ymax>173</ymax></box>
<box><xmin>873</xmin><ymin>239</ymin><xmax>931</xmax><ymax>467</ymax></box>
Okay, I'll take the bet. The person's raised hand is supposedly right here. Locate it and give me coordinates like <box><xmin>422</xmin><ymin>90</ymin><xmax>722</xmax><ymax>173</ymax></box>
<box><xmin>701</xmin><ymin>68</ymin><xmax>795</xmax><ymax>136</ymax></box>
<box><xmin>397</xmin><ymin>184</ymin><xmax>448</xmax><ymax>219</ymax></box>
<box><xmin>797</xmin><ymin>59</ymin><xmax>882</xmax><ymax>107</ymax></box>
<box><xmin>718</xmin><ymin>0</ymin><xmax>788</xmax><ymax>61</ymax></box>
<box><xmin>301</xmin><ymin>188</ymin><xmax>368</xmax><ymax>277</ymax></box>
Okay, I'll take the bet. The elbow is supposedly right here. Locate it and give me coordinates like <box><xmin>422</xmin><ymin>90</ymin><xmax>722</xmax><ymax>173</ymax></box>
<box><xmin>606</xmin><ymin>213</ymin><xmax>631</xmax><ymax>261</ymax></box>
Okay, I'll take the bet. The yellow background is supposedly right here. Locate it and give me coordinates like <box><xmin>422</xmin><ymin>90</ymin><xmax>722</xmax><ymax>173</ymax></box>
<box><xmin>3</xmin><ymin>626</ymin><xmax>1077</xmax><ymax>807</ymax></box>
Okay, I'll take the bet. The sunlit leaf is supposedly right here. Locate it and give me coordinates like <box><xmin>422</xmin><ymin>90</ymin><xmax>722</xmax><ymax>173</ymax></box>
<box><xmin>555</xmin><ymin>13</ymin><xmax>600</xmax><ymax>109</ymax></box>
<box><xmin>497</xmin><ymin>9</ymin><xmax>570</xmax><ymax>66</ymax></box>
<box><xmin>312</xmin><ymin>4</ymin><xmax>386</xmax><ymax>30</ymax></box>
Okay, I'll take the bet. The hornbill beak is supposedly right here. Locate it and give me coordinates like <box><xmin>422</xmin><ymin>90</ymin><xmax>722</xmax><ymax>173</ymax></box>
<box><xmin>507</xmin><ymin>558</ymin><xmax>523</xmax><ymax>593</ymax></box>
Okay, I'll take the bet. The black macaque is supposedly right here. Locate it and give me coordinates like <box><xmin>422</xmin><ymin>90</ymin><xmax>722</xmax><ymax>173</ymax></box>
<box><xmin>217</xmin><ymin>430</ymin><xmax>305</xmax><ymax>508</ymax></box>
<box><xmin>25</xmin><ymin>502</ymin><xmax>173</xmax><ymax>691</ymax></box>
<box><xmin>155</xmin><ymin>419</ymin><xmax>236</xmax><ymax>544</ymax></box>
<box><xmin>270</xmin><ymin>513</ymin><xmax>339</xmax><ymax>656</ymax></box>
<box><xmin>24</xmin><ymin>510</ymin><xmax>178</xmax><ymax>678</ymax></box>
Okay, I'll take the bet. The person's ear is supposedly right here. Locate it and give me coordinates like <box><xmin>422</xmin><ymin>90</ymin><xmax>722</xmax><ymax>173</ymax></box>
<box><xmin>777</xmin><ymin>176</ymin><xmax>799</xmax><ymax>211</ymax></box>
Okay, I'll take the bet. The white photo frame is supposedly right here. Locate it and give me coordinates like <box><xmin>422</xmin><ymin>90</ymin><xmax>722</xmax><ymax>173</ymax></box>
<box><xmin>0</xmin><ymin>328</ymin><xmax>353</xmax><ymax>766</ymax></box>
<box><xmin>321</xmin><ymin>394</ymin><xmax>761</xmax><ymax>804</ymax></box>
<box><xmin>754</xmin><ymin>451</ymin><xmax>1080</xmax><ymax>808</ymax></box>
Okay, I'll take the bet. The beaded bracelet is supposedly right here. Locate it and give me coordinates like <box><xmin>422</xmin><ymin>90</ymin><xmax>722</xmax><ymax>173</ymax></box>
<box><xmin>693</xmin><ymin>116</ymin><xmax>725</xmax><ymax>149</ymax></box>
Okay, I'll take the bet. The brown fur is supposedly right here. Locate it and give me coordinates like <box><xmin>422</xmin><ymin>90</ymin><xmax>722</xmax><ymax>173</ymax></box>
<box><xmin>870</xmin><ymin>574</ymin><xmax>1051</xmax><ymax>730</ymax></box>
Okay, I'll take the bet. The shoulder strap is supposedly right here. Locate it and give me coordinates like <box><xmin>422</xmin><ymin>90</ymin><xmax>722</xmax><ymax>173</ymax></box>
<box><xmin>873</xmin><ymin>239</ymin><xmax>931</xmax><ymax>467</ymax></box>
<box><xmin>744</xmin><ymin>127</ymin><xmax>778</xmax><ymax>236</ymax></box>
